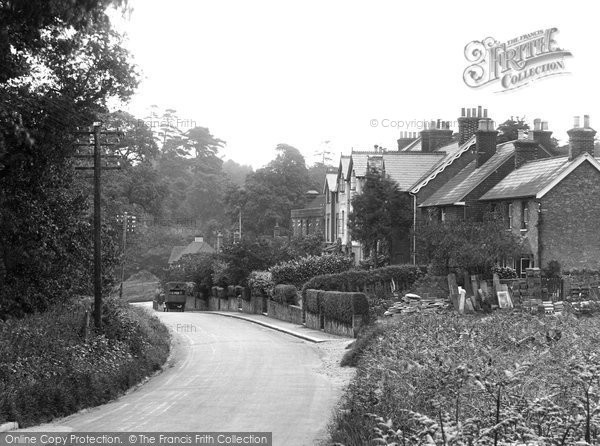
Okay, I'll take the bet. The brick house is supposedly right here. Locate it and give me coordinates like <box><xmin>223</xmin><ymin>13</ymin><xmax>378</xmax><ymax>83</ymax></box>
<box><xmin>480</xmin><ymin>116</ymin><xmax>600</xmax><ymax>275</ymax></box>
<box><xmin>290</xmin><ymin>190</ymin><xmax>325</xmax><ymax>237</ymax></box>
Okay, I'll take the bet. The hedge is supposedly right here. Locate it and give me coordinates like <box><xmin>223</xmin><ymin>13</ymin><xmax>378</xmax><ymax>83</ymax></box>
<box><xmin>271</xmin><ymin>284</ymin><xmax>298</xmax><ymax>305</ymax></box>
<box><xmin>269</xmin><ymin>254</ymin><xmax>353</xmax><ymax>288</ymax></box>
<box><xmin>301</xmin><ymin>264</ymin><xmax>426</xmax><ymax>299</ymax></box>
<box><xmin>304</xmin><ymin>289</ymin><xmax>322</xmax><ymax>314</ymax></box>
<box><xmin>320</xmin><ymin>291</ymin><xmax>369</xmax><ymax>325</ymax></box>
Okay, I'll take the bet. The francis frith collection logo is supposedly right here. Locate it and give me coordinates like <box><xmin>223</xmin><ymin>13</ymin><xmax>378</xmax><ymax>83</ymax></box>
<box><xmin>463</xmin><ymin>28</ymin><xmax>572</xmax><ymax>92</ymax></box>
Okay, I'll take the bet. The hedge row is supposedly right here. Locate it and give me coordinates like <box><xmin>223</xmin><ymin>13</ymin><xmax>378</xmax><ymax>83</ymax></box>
<box><xmin>271</xmin><ymin>284</ymin><xmax>298</xmax><ymax>305</ymax></box>
<box><xmin>269</xmin><ymin>254</ymin><xmax>353</xmax><ymax>288</ymax></box>
<box><xmin>301</xmin><ymin>264</ymin><xmax>426</xmax><ymax>299</ymax></box>
<box><xmin>247</xmin><ymin>271</ymin><xmax>274</xmax><ymax>297</ymax></box>
<box><xmin>320</xmin><ymin>291</ymin><xmax>369</xmax><ymax>325</ymax></box>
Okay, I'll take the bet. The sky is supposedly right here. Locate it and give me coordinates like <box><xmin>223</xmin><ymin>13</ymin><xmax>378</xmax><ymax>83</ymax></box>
<box><xmin>109</xmin><ymin>0</ymin><xmax>600</xmax><ymax>169</ymax></box>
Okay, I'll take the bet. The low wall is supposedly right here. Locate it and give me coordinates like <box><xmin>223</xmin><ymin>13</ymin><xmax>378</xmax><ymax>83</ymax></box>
<box><xmin>251</xmin><ymin>295</ymin><xmax>267</xmax><ymax>314</ymax></box>
<box><xmin>208</xmin><ymin>297</ymin><xmax>219</xmax><ymax>311</ymax></box>
<box><xmin>323</xmin><ymin>315</ymin><xmax>363</xmax><ymax>338</ymax></box>
<box><xmin>289</xmin><ymin>305</ymin><xmax>303</xmax><ymax>325</ymax></box>
<box><xmin>267</xmin><ymin>300</ymin><xmax>293</xmax><ymax>322</ymax></box>
<box><xmin>185</xmin><ymin>296</ymin><xmax>207</xmax><ymax>311</ymax></box>
<box><xmin>305</xmin><ymin>311</ymin><xmax>322</xmax><ymax>330</ymax></box>
<box><xmin>240</xmin><ymin>299</ymin><xmax>253</xmax><ymax>314</ymax></box>
<box><xmin>228</xmin><ymin>298</ymin><xmax>239</xmax><ymax>311</ymax></box>
<box><xmin>219</xmin><ymin>298</ymin><xmax>229</xmax><ymax>311</ymax></box>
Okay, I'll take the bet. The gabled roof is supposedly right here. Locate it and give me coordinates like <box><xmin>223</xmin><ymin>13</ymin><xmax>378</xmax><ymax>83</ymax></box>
<box><xmin>168</xmin><ymin>246</ymin><xmax>187</xmax><ymax>264</ymax></box>
<box><xmin>180</xmin><ymin>240</ymin><xmax>215</xmax><ymax>257</ymax></box>
<box><xmin>409</xmin><ymin>135</ymin><xmax>476</xmax><ymax>194</ymax></box>
<box><xmin>324</xmin><ymin>172</ymin><xmax>338</xmax><ymax>193</ymax></box>
<box><xmin>481</xmin><ymin>153</ymin><xmax>600</xmax><ymax>201</ymax></box>
<box><xmin>339</xmin><ymin>155</ymin><xmax>351</xmax><ymax>182</ymax></box>
<box><xmin>420</xmin><ymin>141</ymin><xmax>516</xmax><ymax>207</ymax></box>
<box><xmin>383</xmin><ymin>152</ymin><xmax>446</xmax><ymax>191</ymax></box>
<box><xmin>350</xmin><ymin>152</ymin><xmax>371</xmax><ymax>177</ymax></box>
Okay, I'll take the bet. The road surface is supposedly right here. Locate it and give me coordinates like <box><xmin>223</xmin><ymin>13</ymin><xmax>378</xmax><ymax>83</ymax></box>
<box><xmin>22</xmin><ymin>304</ymin><xmax>353</xmax><ymax>445</ymax></box>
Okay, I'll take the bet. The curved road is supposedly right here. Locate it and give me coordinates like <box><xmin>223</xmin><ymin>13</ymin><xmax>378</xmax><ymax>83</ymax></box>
<box><xmin>23</xmin><ymin>305</ymin><xmax>352</xmax><ymax>445</ymax></box>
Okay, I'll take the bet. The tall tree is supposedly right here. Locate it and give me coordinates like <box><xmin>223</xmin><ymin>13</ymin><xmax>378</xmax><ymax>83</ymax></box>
<box><xmin>348</xmin><ymin>167</ymin><xmax>412</xmax><ymax>267</ymax></box>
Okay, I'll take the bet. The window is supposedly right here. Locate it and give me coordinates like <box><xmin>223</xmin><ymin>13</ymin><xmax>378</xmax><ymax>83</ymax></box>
<box><xmin>339</xmin><ymin>178</ymin><xmax>345</xmax><ymax>193</ymax></box>
<box><xmin>440</xmin><ymin>207</ymin><xmax>446</xmax><ymax>222</ymax></box>
<box><xmin>508</xmin><ymin>203</ymin><xmax>513</xmax><ymax>229</ymax></box>
<box><xmin>351</xmin><ymin>172</ymin><xmax>356</xmax><ymax>191</ymax></box>
<box><xmin>521</xmin><ymin>201</ymin><xmax>529</xmax><ymax>230</ymax></box>
<box><xmin>336</xmin><ymin>213</ymin><xmax>340</xmax><ymax>238</ymax></box>
<box><xmin>340</xmin><ymin>211</ymin><xmax>345</xmax><ymax>235</ymax></box>
<box><xmin>520</xmin><ymin>257</ymin><xmax>534</xmax><ymax>278</ymax></box>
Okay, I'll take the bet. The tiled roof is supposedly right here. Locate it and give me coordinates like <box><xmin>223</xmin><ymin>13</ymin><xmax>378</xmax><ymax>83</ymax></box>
<box><xmin>480</xmin><ymin>154</ymin><xmax>600</xmax><ymax>200</ymax></box>
<box><xmin>324</xmin><ymin>173</ymin><xmax>338</xmax><ymax>193</ymax></box>
<box><xmin>420</xmin><ymin>142</ymin><xmax>516</xmax><ymax>207</ymax></box>
<box><xmin>180</xmin><ymin>240</ymin><xmax>215</xmax><ymax>257</ymax></box>
<box><xmin>410</xmin><ymin>135</ymin><xmax>477</xmax><ymax>194</ymax></box>
<box><xmin>168</xmin><ymin>246</ymin><xmax>186</xmax><ymax>264</ymax></box>
<box><xmin>351</xmin><ymin>152</ymin><xmax>371</xmax><ymax>177</ymax></box>
<box><xmin>383</xmin><ymin>152</ymin><xmax>446</xmax><ymax>191</ymax></box>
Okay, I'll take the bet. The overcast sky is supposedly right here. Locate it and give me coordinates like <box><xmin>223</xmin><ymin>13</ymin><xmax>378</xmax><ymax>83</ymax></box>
<box><xmin>111</xmin><ymin>0</ymin><xmax>599</xmax><ymax>169</ymax></box>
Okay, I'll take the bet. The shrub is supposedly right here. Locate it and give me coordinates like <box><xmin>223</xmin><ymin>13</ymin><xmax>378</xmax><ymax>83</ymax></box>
<box><xmin>247</xmin><ymin>271</ymin><xmax>274</xmax><ymax>297</ymax></box>
<box><xmin>269</xmin><ymin>254</ymin><xmax>353</xmax><ymax>288</ymax></box>
<box><xmin>320</xmin><ymin>291</ymin><xmax>369</xmax><ymax>325</ymax></box>
<box><xmin>301</xmin><ymin>264</ymin><xmax>426</xmax><ymax>300</ymax></box>
<box><xmin>271</xmin><ymin>284</ymin><xmax>298</xmax><ymax>305</ymax></box>
<box><xmin>491</xmin><ymin>264</ymin><xmax>518</xmax><ymax>279</ymax></box>
<box><xmin>304</xmin><ymin>289</ymin><xmax>322</xmax><ymax>314</ymax></box>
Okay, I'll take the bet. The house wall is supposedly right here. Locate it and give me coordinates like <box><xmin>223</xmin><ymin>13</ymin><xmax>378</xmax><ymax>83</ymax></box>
<box><xmin>336</xmin><ymin>174</ymin><xmax>349</xmax><ymax>245</ymax></box>
<box><xmin>539</xmin><ymin>162</ymin><xmax>600</xmax><ymax>271</ymax></box>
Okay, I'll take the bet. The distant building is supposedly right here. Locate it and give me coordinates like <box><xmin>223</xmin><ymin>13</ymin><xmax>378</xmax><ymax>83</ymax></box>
<box><xmin>290</xmin><ymin>190</ymin><xmax>325</xmax><ymax>237</ymax></box>
<box><xmin>168</xmin><ymin>235</ymin><xmax>215</xmax><ymax>265</ymax></box>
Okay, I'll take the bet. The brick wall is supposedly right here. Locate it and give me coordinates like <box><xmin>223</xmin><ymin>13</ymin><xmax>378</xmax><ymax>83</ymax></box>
<box><xmin>540</xmin><ymin>162</ymin><xmax>600</xmax><ymax>271</ymax></box>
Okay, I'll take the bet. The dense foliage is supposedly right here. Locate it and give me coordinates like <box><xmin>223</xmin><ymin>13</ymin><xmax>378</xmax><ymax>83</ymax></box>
<box><xmin>330</xmin><ymin>311</ymin><xmax>600</xmax><ymax>445</ymax></box>
<box><xmin>0</xmin><ymin>297</ymin><xmax>170</xmax><ymax>426</ymax></box>
<box><xmin>348</xmin><ymin>167</ymin><xmax>413</xmax><ymax>267</ymax></box>
<box><xmin>270</xmin><ymin>254</ymin><xmax>354</xmax><ymax>288</ymax></box>
<box><xmin>271</xmin><ymin>284</ymin><xmax>298</xmax><ymax>305</ymax></box>
<box><xmin>320</xmin><ymin>291</ymin><xmax>369</xmax><ymax>325</ymax></box>
<box><xmin>247</xmin><ymin>271</ymin><xmax>274</xmax><ymax>297</ymax></box>
<box><xmin>301</xmin><ymin>264</ymin><xmax>426</xmax><ymax>300</ymax></box>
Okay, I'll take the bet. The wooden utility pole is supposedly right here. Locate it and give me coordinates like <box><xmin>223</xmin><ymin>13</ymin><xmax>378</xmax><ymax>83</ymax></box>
<box><xmin>73</xmin><ymin>123</ymin><xmax>122</xmax><ymax>328</ymax></box>
<box><xmin>119</xmin><ymin>211</ymin><xmax>128</xmax><ymax>298</ymax></box>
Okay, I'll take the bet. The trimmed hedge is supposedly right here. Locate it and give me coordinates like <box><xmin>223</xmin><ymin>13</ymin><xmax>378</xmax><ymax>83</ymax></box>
<box><xmin>272</xmin><ymin>284</ymin><xmax>298</xmax><ymax>305</ymax></box>
<box><xmin>321</xmin><ymin>291</ymin><xmax>369</xmax><ymax>325</ymax></box>
<box><xmin>301</xmin><ymin>264</ymin><xmax>426</xmax><ymax>299</ymax></box>
<box><xmin>304</xmin><ymin>289</ymin><xmax>322</xmax><ymax>314</ymax></box>
<box><xmin>269</xmin><ymin>254</ymin><xmax>353</xmax><ymax>288</ymax></box>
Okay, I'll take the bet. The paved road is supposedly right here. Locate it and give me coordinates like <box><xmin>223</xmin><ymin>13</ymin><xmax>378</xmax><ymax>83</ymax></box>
<box><xmin>22</xmin><ymin>304</ymin><xmax>351</xmax><ymax>445</ymax></box>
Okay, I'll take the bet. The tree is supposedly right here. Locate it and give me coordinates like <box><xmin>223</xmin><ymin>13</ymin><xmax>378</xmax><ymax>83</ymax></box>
<box><xmin>497</xmin><ymin>116</ymin><xmax>529</xmax><ymax>144</ymax></box>
<box><xmin>348</xmin><ymin>167</ymin><xmax>412</xmax><ymax>267</ymax></box>
<box><xmin>226</xmin><ymin>144</ymin><xmax>312</xmax><ymax>236</ymax></box>
<box><xmin>0</xmin><ymin>0</ymin><xmax>138</xmax><ymax>316</ymax></box>
<box><xmin>415</xmin><ymin>213</ymin><xmax>524</xmax><ymax>276</ymax></box>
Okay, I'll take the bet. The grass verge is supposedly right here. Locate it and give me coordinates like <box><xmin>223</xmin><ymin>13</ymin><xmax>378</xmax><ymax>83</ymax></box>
<box><xmin>329</xmin><ymin>310</ymin><xmax>600</xmax><ymax>445</ymax></box>
<box><xmin>0</xmin><ymin>297</ymin><xmax>170</xmax><ymax>427</ymax></box>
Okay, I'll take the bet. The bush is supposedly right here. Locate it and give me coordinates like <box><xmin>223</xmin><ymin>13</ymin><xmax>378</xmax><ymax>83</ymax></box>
<box><xmin>270</xmin><ymin>254</ymin><xmax>353</xmax><ymax>288</ymax></box>
<box><xmin>320</xmin><ymin>291</ymin><xmax>369</xmax><ymax>325</ymax></box>
<box><xmin>0</xmin><ymin>297</ymin><xmax>169</xmax><ymax>427</ymax></box>
<box><xmin>304</xmin><ymin>289</ymin><xmax>322</xmax><ymax>314</ymax></box>
<box><xmin>247</xmin><ymin>271</ymin><xmax>274</xmax><ymax>297</ymax></box>
<box><xmin>329</xmin><ymin>311</ymin><xmax>600</xmax><ymax>445</ymax></box>
<box><xmin>491</xmin><ymin>264</ymin><xmax>518</xmax><ymax>279</ymax></box>
<box><xmin>301</xmin><ymin>264</ymin><xmax>426</xmax><ymax>300</ymax></box>
<box><xmin>271</xmin><ymin>284</ymin><xmax>298</xmax><ymax>305</ymax></box>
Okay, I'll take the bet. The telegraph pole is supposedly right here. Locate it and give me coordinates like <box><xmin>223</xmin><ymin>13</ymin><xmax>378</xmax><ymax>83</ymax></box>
<box><xmin>119</xmin><ymin>211</ymin><xmax>128</xmax><ymax>298</ymax></box>
<box><xmin>73</xmin><ymin>123</ymin><xmax>122</xmax><ymax>328</ymax></box>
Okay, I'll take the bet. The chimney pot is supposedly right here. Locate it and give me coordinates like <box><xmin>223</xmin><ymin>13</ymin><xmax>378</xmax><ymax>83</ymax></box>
<box><xmin>437</xmin><ymin>119</ymin><xmax>441</xmax><ymax>129</ymax></box>
<box><xmin>461</xmin><ymin>107</ymin><xmax>466</xmax><ymax>117</ymax></box>
<box><xmin>574</xmin><ymin>116</ymin><xmax>580</xmax><ymax>128</ymax></box>
<box><xmin>484</xmin><ymin>108</ymin><xmax>488</xmax><ymax>118</ymax></box>
<box><xmin>472</xmin><ymin>107</ymin><xmax>477</xmax><ymax>117</ymax></box>
<box><xmin>542</xmin><ymin>121</ymin><xmax>548</xmax><ymax>131</ymax></box>
<box><xmin>518</xmin><ymin>129</ymin><xmax>526</xmax><ymax>140</ymax></box>
<box><xmin>467</xmin><ymin>108</ymin><xmax>471</xmax><ymax>118</ymax></box>
<box><xmin>584</xmin><ymin>115</ymin><xmax>590</xmax><ymax>128</ymax></box>
<box><xmin>534</xmin><ymin>119</ymin><xmax>541</xmax><ymax>131</ymax></box>
<box><xmin>477</xmin><ymin>105</ymin><xmax>482</xmax><ymax>117</ymax></box>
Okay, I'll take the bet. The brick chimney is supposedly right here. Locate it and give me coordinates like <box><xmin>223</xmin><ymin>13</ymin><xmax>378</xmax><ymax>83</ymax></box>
<box><xmin>514</xmin><ymin>130</ymin><xmax>538</xmax><ymax>168</ymax></box>
<box><xmin>568</xmin><ymin>115</ymin><xmax>596</xmax><ymax>160</ymax></box>
<box><xmin>475</xmin><ymin>118</ymin><xmax>497</xmax><ymax>167</ymax></box>
<box><xmin>532</xmin><ymin>118</ymin><xmax>553</xmax><ymax>151</ymax></box>
<box><xmin>458</xmin><ymin>106</ymin><xmax>487</xmax><ymax>146</ymax></box>
<box><xmin>420</xmin><ymin>120</ymin><xmax>453</xmax><ymax>153</ymax></box>
<box><xmin>397</xmin><ymin>131</ymin><xmax>418</xmax><ymax>150</ymax></box>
